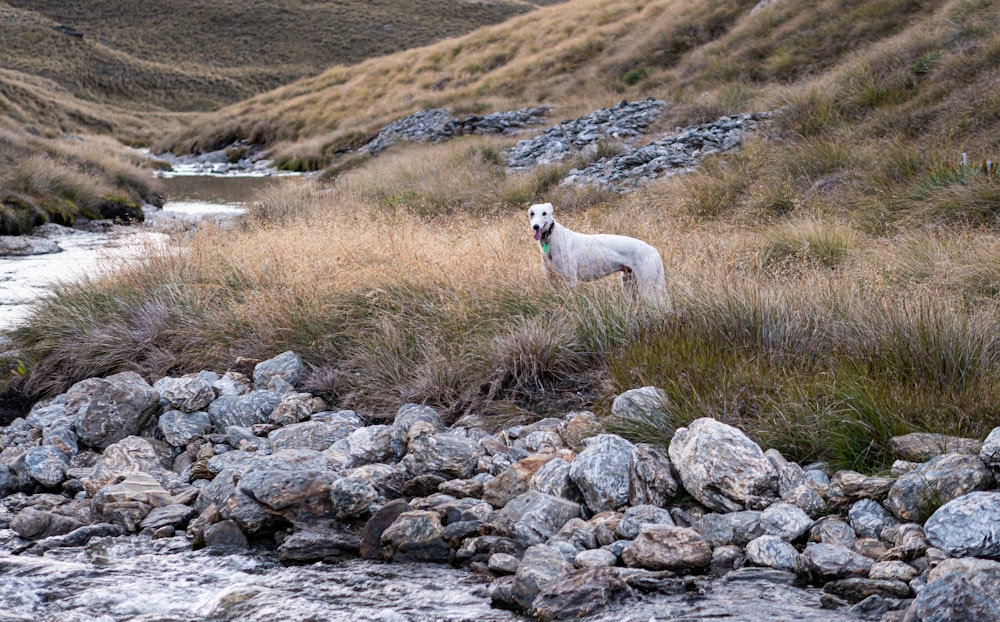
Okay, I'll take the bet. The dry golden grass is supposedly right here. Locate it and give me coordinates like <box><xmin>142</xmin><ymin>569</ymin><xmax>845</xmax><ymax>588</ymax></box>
<box><xmin>10</xmin><ymin>147</ymin><xmax>1000</xmax><ymax>469</ymax></box>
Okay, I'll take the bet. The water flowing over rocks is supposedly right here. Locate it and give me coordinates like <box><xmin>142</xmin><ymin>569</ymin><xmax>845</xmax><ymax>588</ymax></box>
<box><xmin>5</xmin><ymin>351</ymin><xmax>1000</xmax><ymax>620</ymax></box>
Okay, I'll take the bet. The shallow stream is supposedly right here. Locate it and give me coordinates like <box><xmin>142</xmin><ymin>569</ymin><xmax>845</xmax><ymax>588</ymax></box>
<box><xmin>0</xmin><ymin>527</ymin><xmax>863</xmax><ymax>622</ymax></box>
<box><xmin>0</xmin><ymin>173</ymin><xmax>290</xmax><ymax>331</ymax></box>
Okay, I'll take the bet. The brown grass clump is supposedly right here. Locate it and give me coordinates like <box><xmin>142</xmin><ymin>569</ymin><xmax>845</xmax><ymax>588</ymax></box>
<box><xmin>0</xmin><ymin>124</ymin><xmax>163</xmax><ymax>233</ymax></box>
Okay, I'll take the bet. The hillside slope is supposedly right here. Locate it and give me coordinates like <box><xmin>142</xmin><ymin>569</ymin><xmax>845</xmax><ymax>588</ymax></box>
<box><xmin>158</xmin><ymin>0</ymin><xmax>999</xmax><ymax>171</ymax></box>
<box><xmin>1</xmin><ymin>0</ymin><xmax>547</xmax><ymax>112</ymax></box>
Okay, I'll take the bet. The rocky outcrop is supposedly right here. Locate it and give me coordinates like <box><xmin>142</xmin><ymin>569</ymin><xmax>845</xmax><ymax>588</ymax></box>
<box><xmin>363</xmin><ymin>107</ymin><xmax>550</xmax><ymax>156</ymax></box>
<box><xmin>4</xmin><ymin>349</ymin><xmax>1000</xmax><ymax>621</ymax></box>
<box><xmin>562</xmin><ymin>112</ymin><xmax>771</xmax><ymax>190</ymax></box>
<box><xmin>350</xmin><ymin>99</ymin><xmax>770</xmax><ymax>193</ymax></box>
<box><xmin>503</xmin><ymin>99</ymin><xmax>669</xmax><ymax>169</ymax></box>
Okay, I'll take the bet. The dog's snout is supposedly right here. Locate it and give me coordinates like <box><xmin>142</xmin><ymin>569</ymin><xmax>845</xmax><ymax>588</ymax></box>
<box><xmin>532</xmin><ymin>223</ymin><xmax>539</xmax><ymax>230</ymax></box>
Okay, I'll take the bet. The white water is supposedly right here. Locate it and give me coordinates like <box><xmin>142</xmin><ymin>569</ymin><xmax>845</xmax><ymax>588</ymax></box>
<box><xmin>0</xmin><ymin>532</ymin><xmax>521</xmax><ymax>622</ymax></box>
<box><xmin>0</xmin><ymin>529</ymin><xmax>861</xmax><ymax>622</ymax></box>
<box><xmin>0</xmin><ymin>199</ymin><xmax>249</xmax><ymax>331</ymax></box>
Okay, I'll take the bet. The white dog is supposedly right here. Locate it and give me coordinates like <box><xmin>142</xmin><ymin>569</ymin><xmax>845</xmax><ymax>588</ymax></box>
<box><xmin>528</xmin><ymin>202</ymin><xmax>668</xmax><ymax>303</ymax></box>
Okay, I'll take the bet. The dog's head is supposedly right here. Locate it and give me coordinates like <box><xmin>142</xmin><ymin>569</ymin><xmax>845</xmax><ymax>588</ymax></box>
<box><xmin>528</xmin><ymin>202</ymin><xmax>554</xmax><ymax>241</ymax></box>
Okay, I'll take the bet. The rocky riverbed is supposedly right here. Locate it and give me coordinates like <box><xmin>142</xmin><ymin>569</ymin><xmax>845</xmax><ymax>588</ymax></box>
<box><xmin>2</xmin><ymin>350</ymin><xmax>999</xmax><ymax>621</ymax></box>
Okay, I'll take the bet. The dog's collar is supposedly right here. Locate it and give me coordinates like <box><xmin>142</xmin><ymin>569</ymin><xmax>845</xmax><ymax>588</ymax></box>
<box><xmin>539</xmin><ymin>223</ymin><xmax>553</xmax><ymax>254</ymax></box>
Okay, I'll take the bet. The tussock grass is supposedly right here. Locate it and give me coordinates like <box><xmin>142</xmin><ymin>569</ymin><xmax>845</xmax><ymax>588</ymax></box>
<box><xmin>13</xmin><ymin>164</ymin><xmax>1000</xmax><ymax>471</ymax></box>
<box><xmin>0</xmin><ymin>124</ymin><xmax>163</xmax><ymax>233</ymax></box>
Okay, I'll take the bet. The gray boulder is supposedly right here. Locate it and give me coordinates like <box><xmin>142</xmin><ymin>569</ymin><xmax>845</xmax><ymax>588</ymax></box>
<box><xmin>530</xmin><ymin>567</ymin><xmax>636</xmax><ymax>622</ymax></box>
<box><xmin>490</xmin><ymin>490</ymin><xmax>581</xmax><ymax>546</ymax></box>
<box><xmin>981</xmin><ymin>427</ymin><xmax>1000</xmax><ymax>467</ymax></box>
<box><xmin>238</xmin><ymin>467</ymin><xmax>339</xmax><ymax>524</ymax></box>
<box><xmin>529</xmin><ymin>457</ymin><xmax>578</xmax><ymax>501</ymax></box>
<box><xmin>197</xmin><ymin>468</ymin><xmax>277</xmax><ymax>535</ymax></box>
<box><xmin>401</xmin><ymin>432</ymin><xmax>478</xmax><ymax>480</ymax></box>
<box><xmin>668</xmin><ymin>418</ymin><xmax>777</xmax><ymax>512</ymax></box>
<box><xmin>884</xmin><ymin>453</ymin><xmax>993</xmax><ymax>522</ymax></box>
<box><xmin>153</xmin><ymin>372</ymin><xmax>217</xmax><ymax>413</ymax></box>
<box><xmin>569</xmin><ymin>434</ymin><xmax>634</xmax><ymax>513</ymax></box>
<box><xmin>610</xmin><ymin>386</ymin><xmax>670</xmax><ymax>431</ymax></box>
<box><xmin>759</xmin><ymin>502</ymin><xmax>813</xmax><ymax>541</ymax></box>
<box><xmin>803</xmin><ymin>543</ymin><xmax>873</xmax><ymax>580</ymax></box>
<box><xmin>809</xmin><ymin>517</ymin><xmax>857</xmax><ymax>548</ymax></box>
<box><xmin>887</xmin><ymin>432</ymin><xmax>981</xmax><ymax>462</ymax></box>
<box><xmin>329</xmin><ymin>476</ymin><xmax>379</xmax><ymax>519</ymax></box>
<box><xmin>91</xmin><ymin>472</ymin><xmax>174</xmax><ymax>531</ymax></box>
<box><xmin>924</xmin><ymin>491</ymin><xmax>1000</xmax><ymax>558</ymax></box>
<box><xmin>380</xmin><ymin>510</ymin><xmax>450</xmax><ymax>563</ymax></box>
<box><xmin>268</xmin><ymin>392</ymin><xmax>315</xmax><ymax>426</ymax></box>
<box><xmin>616</xmin><ymin>504</ymin><xmax>675</xmax><ymax>540</ymax></box>
<box><xmin>24</xmin><ymin>445</ymin><xmax>70</xmax><ymax>487</ymax></box>
<box><xmin>558</xmin><ymin>411</ymin><xmax>605</xmax><ymax>452</ymax></box>
<box><xmin>203</xmin><ymin>519</ymin><xmax>248</xmax><ymax>550</ymax></box>
<box><xmin>621</xmin><ymin>524</ymin><xmax>712</xmax><ymax>571</ymax></box>
<box><xmin>504</xmin><ymin>544</ymin><xmax>575</xmax><ymax>612</ymax></box>
<box><xmin>903</xmin><ymin>560</ymin><xmax>1000</xmax><ymax>622</ymax></box>
<box><xmin>331</xmin><ymin>424</ymin><xmax>395</xmax><ymax>467</ymax></box>
<box><xmin>10</xmin><ymin>505</ymin><xmax>85</xmax><ymax>540</ymax></box>
<box><xmin>268</xmin><ymin>420</ymin><xmax>357</xmax><ymax>451</ymax></box>
<box><xmin>277</xmin><ymin>523</ymin><xmax>361</xmax><ymax>563</ymax></box>
<box><xmin>746</xmin><ymin>535</ymin><xmax>803</xmax><ymax>572</ymax></box>
<box><xmin>848</xmin><ymin>498</ymin><xmax>898</xmax><ymax>539</ymax></box>
<box><xmin>629</xmin><ymin>443</ymin><xmax>677</xmax><ymax>507</ymax></box>
<box><xmin>696</xmin><ymin>510</ymin><xmax>763</xmax><ymax>547</ymax></box>
<box><xmin>575</xmin><ymin>548</ymin><xmax>618</xmax><ymax>568</ymax></box>
<box><xmin>141</xmin><ymin>503</ymin><xmax>198</xmax><ymax>531</ymax></box>
<box><xmin>158</xmin><ymin>410</ymin><xmax>211</xmax><ymax>447</ymax></box>
<box><xmin>81</xmin><ymin>436</ymin><xmax>179</xmax><ymax>497</ymax></box>
<box><xmin>207</xmin><ymin>390</ymin><xmax>282</xmax><ymax>430</ymax></box>
<box><xmin>252</xmin><ymin>350</ymin><xmax>306</xmax><ymax>391</ymax></box>
<box><xmin>391</xmin><ymin>403</ymin><xmax>445</xmax><ymax>457</ymax></box>
<box><xmin>67</xmin><ymin>372</ymin><xmax>160</xmax><ymax>450</ymax></box>
<box><xmin>485</xmin><ymin>454</ymin><xmax>562</xmax><ymax>508</ymax></box>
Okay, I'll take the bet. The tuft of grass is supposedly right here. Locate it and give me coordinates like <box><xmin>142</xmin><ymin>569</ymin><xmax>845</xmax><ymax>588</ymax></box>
<box><xmin>0</xmin><ymin>127</ymin><xmax>163</xmax><ymax>231</ymax></box>
<box><xmin>758</xmin><ymin>218</ymin><xmax>857</xmax><ymax>270</ymax></box>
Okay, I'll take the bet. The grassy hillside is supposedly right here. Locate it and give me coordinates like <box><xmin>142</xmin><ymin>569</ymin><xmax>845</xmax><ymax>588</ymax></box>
<box><xmin>1</xmin><ymin>0</ymin><xmax>546</xmax><ymax>112</ymax></box>
<box><xmin>5</xmin><ymin>0</ymin><xmax>1000</xmax><ymax>471</ymax></box>
<box><xmin>158</xmin><ymin>0</ymin><xmax>998</xmax><ymax>165</ymax></box>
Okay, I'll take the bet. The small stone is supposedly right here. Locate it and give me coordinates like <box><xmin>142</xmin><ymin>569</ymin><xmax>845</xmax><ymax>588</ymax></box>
<box><xmin>575</xmin><ymin>548</ymin><xmax>617</xmax><ymax>568</ymax></box>
<box><xmin>203</xmin><ymin>519</ymin><xmax>248</xmax><ymax>549</ymax></box>
<box><xmin>868</xmin><ymin>561</ymin><xmax>918</xmax><ymax>583</ymax></box>
<box><xmin>887</xmin><ymin>433</ymin><xmax>981</xmax><ymax>462</ymax></box>
<box><xmin>489</xmin><ymin>552</ymin><xmax>520</xmax><ymax>575</ymax></box>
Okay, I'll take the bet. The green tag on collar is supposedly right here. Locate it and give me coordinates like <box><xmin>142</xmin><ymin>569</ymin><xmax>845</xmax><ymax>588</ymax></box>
<box><xmin>541</xmin><ymin>242</ymin><xmax>550</xmax><ymax>254</ymax></box>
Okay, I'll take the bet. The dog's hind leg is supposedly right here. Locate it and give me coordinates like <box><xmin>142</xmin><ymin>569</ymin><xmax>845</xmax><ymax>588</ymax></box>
<box><xmin>620</xmin><ymin>266</ymin><xmax>639</xmax><ymax>298</ymax></box>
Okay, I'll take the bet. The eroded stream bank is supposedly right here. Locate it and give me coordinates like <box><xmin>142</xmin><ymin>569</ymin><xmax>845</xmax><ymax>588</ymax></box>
<box><xmin>0</xmin><ymin>173</ymin><xmax>295</xmax><ymax>330</ymax></box>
